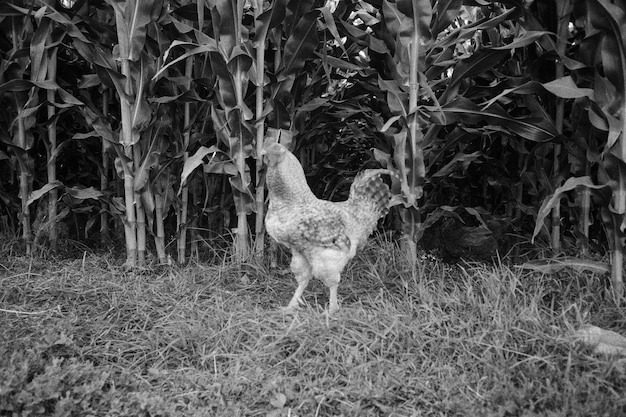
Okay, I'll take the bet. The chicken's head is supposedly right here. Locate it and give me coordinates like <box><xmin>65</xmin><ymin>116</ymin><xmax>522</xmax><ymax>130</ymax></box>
<box><xmin>262</xmin><ymin>142</ymin><xmax>288</xmax><ymax>167</ymax></box>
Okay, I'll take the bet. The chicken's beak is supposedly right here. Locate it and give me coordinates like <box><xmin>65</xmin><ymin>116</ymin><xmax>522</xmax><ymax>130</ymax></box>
<box><xmin>260</xmin><ymin>141</ymin><xmax>280</xmax><ymax>164</ymax></box>
<box><xmin>259</xmin><ymin>146</ymin><xmax>269</xmax><ymax>165</ymax></box>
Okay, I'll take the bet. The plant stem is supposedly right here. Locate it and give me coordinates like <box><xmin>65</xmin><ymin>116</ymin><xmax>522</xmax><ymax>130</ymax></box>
<box><xmin>120</xmin><ymin>58</ymin><xmax>137</xmax><ymax>267</ymax></box>
<box><xmin>154</xmin><ymin>191</ymin><xmax>167</xmax><ymax>264</ymax></box>
<box><xmin>101</xmin><ymin>88</ymin><xmax>110</xmax><ymax>245</ymax></box>
<box><xmin>17</xmin><ymin>104</ymin><xmax>31</xmax><ymax>255</ymax></box>
<box><xmin>233</xmin><ymin>0</ymin><xmax>249</xmax><ymax>262</ymax></box>
<box><xmin>178</xmin><ymin>57</ymin><xmax>193</xmax><ymax>264</ymax></box>
<box><xmin>401</xmin><ymin>0</ymin><xmax>423</xmax><ymax>273</ymax></box>
<box><xmin>551</xmin><ymin>0</ymin><xmax>573</xmax><ymax>255</ymax></box>
<box><xmin>253</xmin><ymin>0</ymin><xmax>266</xmax><ymax>259</ymax></box>
<box><xmin>133</xmin><ymin>145</ymin><xmax>146</xmax><ymax>266</ymax></box>
<box><xmin>47</xmin><ymin>47</ymin><xmax>58</xmax><ymax>251</ymax></box>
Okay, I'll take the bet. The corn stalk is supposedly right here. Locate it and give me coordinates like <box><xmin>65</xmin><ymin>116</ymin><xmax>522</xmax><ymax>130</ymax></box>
<box><xmin>106</xmin><ymin>0</ymin><xmax>161</xmax><ymax>267</ymax></box>
<box><xmin>375</xmin><ymin>0</ymin><xmax>431</xmax><ymax>262</ymax></box>
<box><xmin>208</xmin><ymin>0</ymin><xmax>255</xmax><ymax>262</ymax></box>
<box><xmin>252</xmin><ymin>0</ymin><xmax>267</xmax><ymax>258</ymax></box>
<box><xmin>533</xmin><ymin>0</ymin><xmax>625</xmax><ymax>299</ymax></box>
<box><xmin>100</xmin><ymin>87</ymin><xmax>110</xmax><ymax>245</ymax></box>
<box><xmin>549</xmin><ymin>0</ymin><xmax>574</xmax><ymax>254</ymax></box>
<box><xmin>177</xmin><ymin>59</ymin><xmax>193</xmax><ymax>264</ymax></box>
<box><xmin>15</xmin><ymin>98</ymin><xmax>31</xmax><ymax>254</ymax></box>
<box><xmin>595</xmin><ymin>0</ymin><xmax>626</xmax><ymax>299</ymax></box>
<box><xmin>8</xmin><ymin>7</ymin><xmax>34</xmax><ymax>254</ymax></box>
<box><xmin>176</xmin><ymin>2</ymin><xmax>203</xmax><ymax>264</ymax></box>
<box><xmin>404</xmin><ymin>0</ymin><xmax>428</xmax><ymax>266</ymax></box>
<box><xmin>45</xmin><ymin>28</ymin><xmax>59</xmax><ymax>251</ymax></box>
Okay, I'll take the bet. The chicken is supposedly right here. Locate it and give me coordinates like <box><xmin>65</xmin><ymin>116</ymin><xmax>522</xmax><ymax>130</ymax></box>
<box><xmin>263</xmin><ymin>142</ymin><xmax>393</xmax><ymax>314</ymax></box>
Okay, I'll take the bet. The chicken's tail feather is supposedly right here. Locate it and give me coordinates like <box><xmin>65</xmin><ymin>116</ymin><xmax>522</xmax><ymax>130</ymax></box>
<box><xmin>348</xmin><ymin>169</ymin><xmax>394</xmax><ymax>220</ymax></box>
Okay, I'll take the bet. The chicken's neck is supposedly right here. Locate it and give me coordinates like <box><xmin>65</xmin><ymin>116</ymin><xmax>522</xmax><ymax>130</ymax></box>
<box><xmin>266</xmin><ymin>162</ymin><xmax>316</xmax><ymax>206</ymax></box>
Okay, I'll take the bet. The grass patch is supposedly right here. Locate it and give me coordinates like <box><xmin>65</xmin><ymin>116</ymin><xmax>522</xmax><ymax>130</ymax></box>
<box><xmin>1</xmin><ymin>238</ymin><xmax>625</xmax><ymax>416</ymax></box>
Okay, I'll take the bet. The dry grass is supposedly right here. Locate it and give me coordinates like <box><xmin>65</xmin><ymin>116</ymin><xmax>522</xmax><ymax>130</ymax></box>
<box><xmin>1</xmin><ymin>236</ymin><xmax>625</xmax><ymax>416</ymax></box>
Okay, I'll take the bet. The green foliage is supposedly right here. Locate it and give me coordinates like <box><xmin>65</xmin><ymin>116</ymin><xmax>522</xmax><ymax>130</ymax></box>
<box><xmin>0</xmin><ymin>346</ymin><xmax>219</xmax><ymax>416</ymax></box>
<box><xmin>1</xmin><ymin>0</ymin><xmax>626</xmax><ymax>276</ymax></box>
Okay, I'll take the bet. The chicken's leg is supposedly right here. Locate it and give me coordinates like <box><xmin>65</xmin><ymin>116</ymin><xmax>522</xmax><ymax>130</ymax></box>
<box><xmin>283</xmin><ymin>252</ymin><xmax>312</xmax><ymax>312</ymax></box>
<box><xmin>326</xmin><ymin>273</ymin><xmax>341</xmax><ymax>314</ymax></box>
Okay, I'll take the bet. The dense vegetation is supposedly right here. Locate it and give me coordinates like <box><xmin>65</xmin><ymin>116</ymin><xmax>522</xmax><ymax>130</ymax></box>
<box><xmin>1</xmin><ymin>0</ymin><xmax>625</xmax><ymax>287</ymax></box>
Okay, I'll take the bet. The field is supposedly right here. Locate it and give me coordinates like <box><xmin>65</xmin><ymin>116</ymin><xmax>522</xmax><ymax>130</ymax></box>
<box><xmin>1</xmin><ymin>237</ymin><xmax>625</xmax><ymax>417</ymax></box>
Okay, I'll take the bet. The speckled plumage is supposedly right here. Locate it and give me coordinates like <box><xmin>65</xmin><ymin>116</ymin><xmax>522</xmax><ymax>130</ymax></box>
<box><xmin>263</xmin><ymin>142</ymin><xmax>392</xmax><ymax>314</ymax></box>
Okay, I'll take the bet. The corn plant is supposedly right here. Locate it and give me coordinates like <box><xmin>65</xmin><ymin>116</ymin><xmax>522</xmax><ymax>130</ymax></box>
<box><xmin>159</xmin><ymin>0</ymin><xmax>322</xmax><ymax>262</ymax></box>
<box><xmin>0</xmin><ymin>2</ymin><xmax>113</xmax><ymax>252</ymax></box>
<box><xmin>330</xmin><ymin>1</ymin><xmax>560</xmax><ymax>261</ymax></box>
<box><xmin>1</xmin><ymin>2</ymin><xmax>72</xmax><ymax>251</ymax></box>
<box><xmin>532</xmin><ymin>0</ymin><xmax>626</xmax><ymax>299</ymax></box>
<box><xmin>158</xmin><ymin>0</ymin><xmax>253</xmax><ymax>262</ymax></box>
<box><xmin>0</xmin><ymin>2</ymin><xmax>37</xmax><ymax>254</ymax></box>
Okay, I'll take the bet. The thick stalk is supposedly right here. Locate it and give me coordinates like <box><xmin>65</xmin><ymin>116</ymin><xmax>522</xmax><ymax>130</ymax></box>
<box><xmin>580</xmin><ymin>187</ymin><xmax>591</xmax><ymax>256</ymax></box>
<box><xmin>178</xmin><ymin>151</ymin><xmax>190</xmax><ymax>263</ymax></box>
<box><xmin>551</xmin><ymin>1</ymin><xmax>572</xmax><ymax>255</ymax></box>
<box><xmin>120</xmin><ymin>58</ymin><xmax>137</xmax><ymax>267</ymax></box>
<box><xmin>133</xmin><ymin>145</ymin><xmax>146</xmax><ymax>266</ymax></box>
<box><xmin>612</xmin><ymin>2</ymin><xmax>626</xmax><ymax>300</ymax></box>
<box><xmin>253</xmin><ymin>0</ymin><xmax>266</xmax><ymax>258</ymax></box>
<box><xmin>401</xmin><ymin>2</ymin><xmax>422</xmax><ymax>272</ymax></box>
<box><xmin>17</xmin><ymin>104</ymin><xmax>31</xmax><ymax>255</ymax></box>
<box><xmin>100</xmin><ymin>88</ymin><xmax>110</xmax><ymax>244</ymax></box>
<box><xmin>177</xmin><ymin>58</ymin><xmax>193</xmax><ymax>264</ymax></box>
<box><xmin>154</xmin><ymin>191</ymin><xmax>166</xmax><ymax>264</ymax></box>
<box><xmin>11</xmin><ymin>19</ymin><xmax>31</xmax><ymax>254</ymax></box>
<box><xmin>235</xmin><ymin>202</ymin><xmax>248</xmax><ymax>261</ymax></box>
<box><xmin>550</xmin><ymin>151</ymin><xmax>561</xmax><ymax>253</ymax></box>
<box><xmin>266</xmin><ymin>19</ymin><xmax>282</xmax><ymax>269</ymax></box>
<box><xmin>511</xmin><ymin>156</ymin><xmax>524</xmax><ymax>261</ymax></box>
<box><xmin>233</xmin><ymin>0</ymin><xmax>249</xmax><ymax>262</ymax></box>
<box><xmin>187</xmin><ymin>0</ymin><xmax>205</xmax><ymax>262</ymax></box>
<box><xmin>611</xmin><ymin>250</ymin><xmax>623</xmax><ymax>301</ymax></box>
<box><xmin>614</xmin><ymin>75</ymin><xmax>626</xmax><ymax>300</ymax></box>
<box><xmin>47</xmin><ymin>48</ymin><xmax>58</xmax><ymax>250</ymax></box>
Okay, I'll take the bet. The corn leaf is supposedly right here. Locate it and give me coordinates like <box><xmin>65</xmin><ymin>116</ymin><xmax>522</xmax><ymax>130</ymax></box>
<box><xmin>27</xmin><ymin>181</ymin><xmax>63</xmax><ymax>207</ymax></box>
<box><xmin>65</xmin><ymin>186</ymin><xmax>104</xmax><ymax>201</ymax></box>
<box><xmin>282</xmin><ymin>10</ymin><xmax>318</xmax><ymax>76</ymax></box>
<box><xmin>378</xmin><ymin>77</ymin><xmax>408</xmax><ymax>117</ymax></box>
<box><xmin>130</xmin><ymin>54</ymin><xmax>153</xmax><ymax>135</ymax></box>
<box><xmin>431</xmin><ymin>0</ymin><xmax>462</xmax><ymax>37</ymax></box>
<box><xmin>442</xmin><ymin>97</ymin><xmax>559</xmax><ymax>142</ymax></box>
<box><xmin>518</xmin><ymin>257</ymin><xmax>610</xmax><ymax>275</ymax></box>
<box><xmin>210</xmin><ymin>51</ymin><xmax>238</xmax><ymax>111</ymax></box>
<box><xmin>30</xmin><ymin>14</ymin><xmax>53</xmax><ymax>82</ymax></box>
<box><xmin>383</xmin><ymin>0</ymin><xmax>412</xmax><ymax>43</ymax></box>
<box><xmin>533</xmin><ymin>176</ymin><xmax>609</xmax><ymax>242</ymax></box>
<box><xmin>434</xmin><ymin>7</ymin><xmax>518</xmax><ymax>51</ymax></box>
<box><xmin>431</xmin><ymin>151</ymin><xmax>483</xmax><ymax>178</ymax></box>
<box><xmin>448</xmin><ymin>49</ymin><xmax>509</xmax><ymax>94</ymax></box>
<box><xmin>397</xmin><ymin>0</ymin><xmax>432</xmax><ymax>41</ymax></box>
<box><xmin>213</xmin><ymin>0</ymin><xmax>243</xmax><ymax>59</ymax></box>
<box><xmin>543</xmin><ymin>76</ymin><xmax>595</xmax><ymax>100</ymax></box>
<box><xmin>180</xmin><ymin>145</ymin><xmax>220</xmax><ymax>191</ymax></box>
<box><xmin>253</xmin><ymin>0</ymin><xmax>287</xmax><ymax>47</ymax></box>
<box><xmin>492</xmin><ymin>31</ymin><xmax>552</xmax><ymax>51</ymax></box>
<box><xmin>107</xmin><ymin>0</ymin><xmax>161</xmax><ymax>61</ymax></box>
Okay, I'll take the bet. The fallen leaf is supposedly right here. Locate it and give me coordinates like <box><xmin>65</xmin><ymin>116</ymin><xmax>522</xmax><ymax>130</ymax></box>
<box><xmin>517</xmin><ymin>257</ymin><xmax>609</xmax><ymax>275</ymax></box>
<box><xmin>574</xmin><ymin>325</ymin><xmax>626</xmax><ymax>356</ymax></box>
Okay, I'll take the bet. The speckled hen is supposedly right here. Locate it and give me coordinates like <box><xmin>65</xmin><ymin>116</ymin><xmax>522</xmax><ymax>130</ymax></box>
<box><xmin>263</xmin><ymin>142</ymin><xmax>393</xmax><ymax>314</ymax></box>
